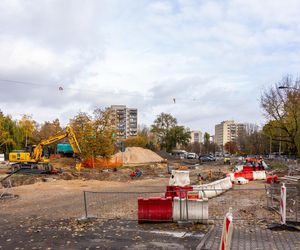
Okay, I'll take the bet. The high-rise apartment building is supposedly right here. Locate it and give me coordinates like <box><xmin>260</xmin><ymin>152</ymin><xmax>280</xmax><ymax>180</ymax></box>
<box><xmin>214</xmin><ymin>120</ymin><xmax>245</xmax><ymax>147</ymax></box>
<box><xmin>190</xmin><ymin>130</ymin><xmax>203</xmax><ymax>144</ymax></box>
<box><xmin>110</xmin><ymin>105</ymin><xmax>138</xmax><ymax>139</ymax></box>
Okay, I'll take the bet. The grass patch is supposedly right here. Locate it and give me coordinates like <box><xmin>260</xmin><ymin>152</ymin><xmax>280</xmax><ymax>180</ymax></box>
<box><xmin>269</xmin><ymin>161</ymin><xmax>288</xmax><ymax>170</ymax></box>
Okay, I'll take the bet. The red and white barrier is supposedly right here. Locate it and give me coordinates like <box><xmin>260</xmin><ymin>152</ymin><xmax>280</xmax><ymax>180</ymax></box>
<box><xmin>280</xmin><ymin>183</ymin><xmax>286</xmax><ymax>225</ymax></box>
<box><xmin>227</xmin><ymin>171</ymin><xmax>267</xmax><ymax>183</ymax></box>
<box><xmin>220</xmin><ymin>207</ymin><xmax>233</xmax><ymax>250</ymax></box>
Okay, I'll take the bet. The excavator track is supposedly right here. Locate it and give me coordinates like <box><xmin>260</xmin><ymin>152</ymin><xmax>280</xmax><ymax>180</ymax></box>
<box><xmin>10</xmin><ymin>162</ymin><xmax>54</xmax><ymax>174</ymax></box>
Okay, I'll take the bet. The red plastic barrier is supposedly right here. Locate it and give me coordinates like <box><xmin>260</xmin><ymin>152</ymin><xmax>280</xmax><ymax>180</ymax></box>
<box><xmin>234</xmin><ymin>171</ymin><xmax>253</xmax><ymax>181</ymax></box>
<box><xmin>242</xmin><ymin>166</ymin><xmax>265</xmax><ymax>172</ymax></box>
<box><xmin>138</xmin><ymin>197</ymin><xmax>172</xmax><ymax>223</ymax></box>
<box><xmin>165</xmin><ymin>186</ymin><xmax>193</xmax><ymax>199</ymax></box>
<box><xmin>267</xmin><ymin>175</ymin><xmax>278</xmax><ymax>184</ymax></box>
<box><xmin>187</xmin><ymin>193</ymin><xmax>199</xmax><ymax>199</ymax></box>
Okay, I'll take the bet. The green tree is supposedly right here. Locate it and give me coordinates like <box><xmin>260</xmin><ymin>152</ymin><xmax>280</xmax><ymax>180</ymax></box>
<box><xmin>150</xmin><ymin>113</ymin><xmax>191</xmax><ymax>152</ymax></box>
<box><xmin>151</xmin><ymin>113</ymin><xmax>177</xmax><ymax>149</ymax></box>
<box><xmin>165</xmin><ymin>126</ymin><xmax>191</xmax><ymax>152</ymax></box>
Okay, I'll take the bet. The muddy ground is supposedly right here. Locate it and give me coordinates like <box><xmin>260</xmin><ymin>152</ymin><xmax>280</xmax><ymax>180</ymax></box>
<box><xmin>0</xmin><ymin>158</ymin><xmax>294</xmax><ymax>249</ymax></box>
<box><xmin>0</xmin><ymin>158</ymin><xmax>230</xmax><ymax>187</ymax></box>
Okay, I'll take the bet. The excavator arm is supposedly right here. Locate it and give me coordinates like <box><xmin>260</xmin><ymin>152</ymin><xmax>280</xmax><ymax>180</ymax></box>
<box><xmin>32</xmin><ymin>126</ymin><xmax>81</xmax><ymax>162</ymax></box>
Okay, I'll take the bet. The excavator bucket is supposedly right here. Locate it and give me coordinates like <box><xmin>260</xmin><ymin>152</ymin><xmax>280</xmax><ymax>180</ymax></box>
<box><xmin>75</xmin><ymin>163</ymin><xmax>82</xmax><ymax>171</ymax></box>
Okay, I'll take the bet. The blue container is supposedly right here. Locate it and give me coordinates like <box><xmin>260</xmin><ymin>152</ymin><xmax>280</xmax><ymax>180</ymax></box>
<box><xmin>57</xmin><ymin>143</ymin><xmax>73</xmax><ymax>154</ymax></box>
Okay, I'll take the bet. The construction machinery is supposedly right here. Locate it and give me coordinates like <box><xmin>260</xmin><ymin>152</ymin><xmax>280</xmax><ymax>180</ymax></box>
<box><xmin>9</xmin><ymin>126</ymin><xmax>81</xmax><ymax>173</ymax></box>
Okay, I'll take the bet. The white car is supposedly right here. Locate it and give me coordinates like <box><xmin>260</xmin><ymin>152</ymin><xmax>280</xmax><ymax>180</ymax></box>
<box><xmin>187</xmin><ymin>152</ymin><xmax>197</xmax><ymax>159</ymax></box>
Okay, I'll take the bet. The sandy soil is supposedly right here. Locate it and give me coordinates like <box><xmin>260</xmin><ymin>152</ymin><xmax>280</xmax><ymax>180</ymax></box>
<box><xmin>0</xmin><ymin>160</ymin><xmax>284</xmax><ymax>249</ymax></box>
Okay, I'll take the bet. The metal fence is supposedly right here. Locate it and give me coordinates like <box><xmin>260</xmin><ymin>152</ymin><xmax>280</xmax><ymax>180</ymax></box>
<box><xmin>266</xmin><ymin>185</ymin><xmax>299</xmax><ymax>222</ymax></box>
<box><xmin>82</xmin><ymin>187</ymin><xmax>299</xmax><ymax>223</ymax></box>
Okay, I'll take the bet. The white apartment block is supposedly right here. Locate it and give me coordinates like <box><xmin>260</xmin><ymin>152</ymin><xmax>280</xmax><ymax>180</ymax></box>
<box><xmin>190</xmin><ymin>130</ymin><xmax>203</xmax><ymax>144</ymax></box>
<box><xmin>110</xmin><ymin>105</ymin><xmax>138</xmax><ymax>139</ymax></box>
<box><xmin>214</xmin><ymin>120</ymin><xmax>245</xmax><ymax>147</ymax></box>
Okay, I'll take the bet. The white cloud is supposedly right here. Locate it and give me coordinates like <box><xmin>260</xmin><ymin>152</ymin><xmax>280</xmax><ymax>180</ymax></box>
<box><xmin>0</xmin><ymin>0</ymin><xmax>299</xmax><ymax>133</ymax></box>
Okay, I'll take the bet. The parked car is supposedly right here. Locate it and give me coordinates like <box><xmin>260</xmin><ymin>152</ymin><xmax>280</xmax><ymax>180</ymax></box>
<box><xmin>187</xmin><ymin>152</ymin><xmax>197</xmax><ymax>159</ymax></box>
<box><xmin>171</xmin><ymin>150</ymin><xmax>188</xmax><ymax>159</ymax></box>
<box><xmin>199</xmin><ymin>155</ymin><xmax>215</xmax><ymax>162</ymax></box>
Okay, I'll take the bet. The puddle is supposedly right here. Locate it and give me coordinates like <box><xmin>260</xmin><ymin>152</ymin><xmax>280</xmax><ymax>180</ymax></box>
<box><xmin>149</xmin><ymin>230</ymin><xmax>205</xmax><ymax>238</ymax></box>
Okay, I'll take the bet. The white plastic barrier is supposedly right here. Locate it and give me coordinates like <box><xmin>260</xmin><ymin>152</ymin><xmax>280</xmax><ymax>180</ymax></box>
<box><xmin>252</xmin><ymin>171</ymin><xmax>266</xmax><ymax>180</ymax></box>
<box><xmin>193</xmin><ymin>177</ymin><xmax>232</xmax><ymax>199</ymax></box>
<box><xmin>226</xmin><ymin>173</ymin><xmax>235</xmax><ymax>182</ymax></box>
<box><xmin>200</xmin><ymin>185</ymin><xmax>217</xmax><ymax>198</ymax></box>
<box><xmin>173</xmin><ymin>197</ymin><xmax>208</xmax><ymax>223</ymax></box>
<box><xmin>234</xmin><ymin>165</ymin><xmax>243</xmax><ymax>172</ymax></box>
<box><xmin>234</xmin><ymin>177</ymin><xmax>248</xmax><ymax>185</ymax></box>
<box><xmin>169</xmin><ymin>170</ymin><xmax>190</xmax><ymax>186</ymax></box>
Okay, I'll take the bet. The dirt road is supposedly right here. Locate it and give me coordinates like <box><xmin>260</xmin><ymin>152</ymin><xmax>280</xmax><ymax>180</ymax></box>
<box><xmin>0</xmin><ymin>177</ymin><xmax>208</xmax><ymax>250</ymax></box>
<box><xmin>1</xmin><ymin>178</ymin><xmax>169</xmax><ymax>219</ymax></box>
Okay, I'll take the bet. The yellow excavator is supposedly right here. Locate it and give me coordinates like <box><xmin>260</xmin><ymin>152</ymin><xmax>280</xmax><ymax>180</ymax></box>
<box><xmin>9</xmin><ymin>126</ymin><xmax>81</xmax><ymax>173</ymax></box>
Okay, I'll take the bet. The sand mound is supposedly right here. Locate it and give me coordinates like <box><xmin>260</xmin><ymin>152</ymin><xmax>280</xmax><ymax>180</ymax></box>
<box><xmin>114</xmin><ymin>147</ymin><xmax>163</xmax><ymax>164</ymax></box>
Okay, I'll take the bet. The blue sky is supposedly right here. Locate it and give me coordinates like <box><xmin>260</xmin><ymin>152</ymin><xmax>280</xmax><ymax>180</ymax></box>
<box><xmin>0</xmin><ymin>0</ymin><xmax>300</xmax><ymax>134</ymax></box>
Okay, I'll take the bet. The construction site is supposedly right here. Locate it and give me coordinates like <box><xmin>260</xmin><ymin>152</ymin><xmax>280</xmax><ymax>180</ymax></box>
<box><xmin>1</xmin><ymin>145</ymin><xmax>300</xmax><ymax>249</ymax></box>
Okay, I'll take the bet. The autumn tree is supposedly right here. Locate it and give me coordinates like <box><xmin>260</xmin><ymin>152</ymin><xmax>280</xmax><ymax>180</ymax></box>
<box><xmin>185</xmin><ymin>142</ymin><xmax>201</xmax><ymax>154</ymax></box>
<box><xmin>261</xmin><ymin>75</ymin><xmax>300</xmax><ymax>156</ymax></box>
<box><xmin>18</xmin><ymin>115</ymin><xmax>37</xmax><ymax>147</ymax></box>
<box><xmin>138</xmin><ymin>124</ymin><xmax>159</xmax><ymax>150</ymax></box>
<box><xmin>224</xmin><ymin>141</ymin><xmax>238</xmax><ymax>154</ymax></box>
<box><xmin>124</xmin><ymin>136</ymin><xmax>148</xmax><ymax>148</ymax></box>
<box><xmin>70</xmin><ymin>108</ymin><xmax>115</xmax><ymax>159</ymax></box>
<box><xmin>93</xmin><ymin>108</ymin><xmax>115</xmax><ymax>157</ymax></box>
<box><xmin>29</xmin><ymin>119</ymin><xmax>63</xmax><ymax>154</ymax></box>
<box><xmin>237</xmin><ymin>124</ymin><xmax>269</xmax><ymax>155</ymax></box>
<box><xmin>0</xmin><ymin>112</ymin><xmax>16</xmax><ymax>152</ymax></box>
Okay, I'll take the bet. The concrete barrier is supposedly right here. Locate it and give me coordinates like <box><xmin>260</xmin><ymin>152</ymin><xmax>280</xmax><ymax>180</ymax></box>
<box><xmin>173</xmin><ymin>197</ymin><xmax>208</xmax><ymax>223</ymax></box>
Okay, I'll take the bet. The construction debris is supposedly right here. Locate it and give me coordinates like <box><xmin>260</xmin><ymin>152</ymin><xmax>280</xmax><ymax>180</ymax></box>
<box><xmin>281</xmin><ymin>175</ymin><xmax>300</xmax><ymax>182</ymax></box>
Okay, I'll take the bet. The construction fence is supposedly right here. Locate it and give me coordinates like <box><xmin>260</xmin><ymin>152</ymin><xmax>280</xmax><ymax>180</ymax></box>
<box><xmin>267</xmin><ymin>184</ymin><xmax>299</xmax><ymax>222</ymax></box>
<box><xmin>82</xmin><ymin>186</ymin><xmax>299</xmax><ymax>223</ymax></box>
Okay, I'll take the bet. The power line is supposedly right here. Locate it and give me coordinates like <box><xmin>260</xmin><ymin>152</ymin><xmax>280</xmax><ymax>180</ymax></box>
<box><xmin>0</xmin><ymin>78</ymin><xmax>240</xmax><ymax>104</ymax></box>
<box><xmin>0</xmin><ymin>78</ymin><xmax>201</xmax><ymax>103</ymax></box>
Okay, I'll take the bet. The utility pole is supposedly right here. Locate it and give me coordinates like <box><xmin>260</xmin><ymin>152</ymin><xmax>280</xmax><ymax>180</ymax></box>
<box><xmin>279</xmin><ymin>131</ymin><xmax>281</xmax><ymax>156</ymax></box>
<box><xmin>25</xmin><ymin>130</ymin><xmax>28</xmax><ymax>148</ymax></box>
<box><xmin>269</xmin><ymin>136</ymin><xmax>272</xmax><ymax>156</ymax></box>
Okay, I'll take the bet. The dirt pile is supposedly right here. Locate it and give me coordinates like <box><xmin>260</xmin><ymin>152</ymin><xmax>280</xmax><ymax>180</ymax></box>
<box><xmin>114</xmin><ymin>147</ymin><xmax>164</xmax><ymax>164</ymax></box>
